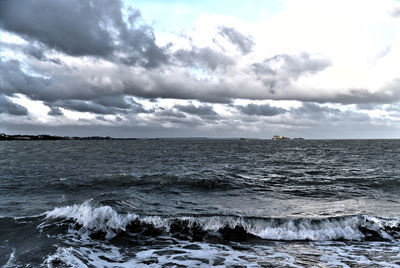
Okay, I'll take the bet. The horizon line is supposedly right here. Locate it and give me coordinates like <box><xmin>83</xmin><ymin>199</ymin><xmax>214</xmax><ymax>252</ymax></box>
<box><xmin>1</xmin><ymin>133</ymin><xmax>399</xmax><ymax>140</ymax></box>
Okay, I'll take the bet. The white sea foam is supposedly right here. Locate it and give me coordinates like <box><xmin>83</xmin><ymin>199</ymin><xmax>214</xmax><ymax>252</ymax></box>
<box><xmin>3</xmin><ymin>249</ymin><xmax>17</xmax><ymax>268</ymax></box>
<box><xmin>42</xmin><ymin>234</ymin><xmax>400</xmax><ymax>268</ymax></box>
<box><xmin>44</xmin><ymin>247</ymin><xmax>87</xmax><ymax>268</ymax></box>
<box><xmin>44</xmin><ymin>242</ymin><xmax>264</xmax><ymax>268</ymax></box>
<box><xmin>254</xmin><ymin>217</ymin><xmax>364</xmax><ymax>240</ymax></box>
<box><xmin>48</xmin><ymin>240</ymin><xmax>400</xmax><ymax>268</ymax></box>
<box><xmin>317</xmin><ymin>242</ymin><xmax>400</xmax><ymax>268</ymax></box>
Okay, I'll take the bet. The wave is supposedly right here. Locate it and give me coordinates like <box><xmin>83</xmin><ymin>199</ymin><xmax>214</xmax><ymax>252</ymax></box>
<box><xmin>41</xmin><ymin>201</ymin><xmax>400</xmax><ymax>242</ymax></box>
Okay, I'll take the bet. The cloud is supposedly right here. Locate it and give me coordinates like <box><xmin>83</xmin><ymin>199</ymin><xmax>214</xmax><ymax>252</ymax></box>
<box><xmin>47</xmin><ymin>97</ymin><xmax>149</xmax><ymax>115</ymax></box>
<box><xmin>237</xmin><ymin>103</ymin><xmax>286</xmax><ymax>116</ymax></box>
<box><xmin>252</xmin><ymin>53</ymin><xmax>331</xmax><ymax>79</ymax></box>
<box><xmin>0</xmin><ymin>95</ymin><xmax>28</xmax><ymax>115</ymax></box>
<box><xmin>3</xmin><ymin>53</ymin><xmax>399</xmax><ymax>107</ymax></box>
<box><xmin>156</xmin><ymin>109</ymin><xmax>187</xmax><ymax>119</ymax></box>
<box><xmin>218</xmin><ymin>26</ymin><xmax>254</xmax><ymax>54</ymax></box>
<box><xmin>47</xmin><ymin>106</ymin><xmax>63</xmax><ymax>116</ymax></box>
<box><xmin>0</xmin><ymin>41</ymin><xmax>62</xmax><ymax>64</ymax></box>
<box><xmin>0</xmin><ymin>59</ymin><xmax>105</xmax><ymax>101</ymax></box>
<box><xmin>251</xmin><ymin>53</ymin><xmax>331</xmax><ymax>94</ymax></box>
<box><xmin>93</xmin><ymin>96</ymin><xmax>133</xmax><ymax>109</ymax></box>
<box><xmin>96</xmin><ymin>116</ymin><xmax>108</xmax><ymax>122</ymax></box>
<box><xmin>0</xmin><ymin>0</ymin><xmax>114</xmax><ymax>56</ymax></box>
<box><xmin>3</xmin><ymin>56</ymin><xmax>398</xmax><ymax>109</ymax></box>
<box><xmin>290</xmin><ymin>102</ymin><xmax>346</xmax><ymax>122</ymax></box>
<box><xmin>0</xmin><ymin>0</ymin><xmax>169</xmax><ymax>68</ymax></box>
<box><xmin>356</xmin><ymin>103</ymin><xmax>382</xmax><ymax>110</ymax></box>
<box><xmin>174</xmin><ymin>103</ymin><xmax>219</xmax><ymax>120</ymax></box>
<box><xmin>292</xmin><ymin>102</ymin><xmax>341</xmax><ymax>116</ymax></box>
<box><xmin>51</xmin><ymin>100</ymin><xmax>121</xmax><ymax>115</ymax></box>
<box><xmin>332</xmin><ymin>80</ymin><xmax>400</xmax><ymax>104</ymax></box>
<box><xmin>174</xmin><ymin>47</ymin><xmax>235</xmax><ymax>70</ymax></box>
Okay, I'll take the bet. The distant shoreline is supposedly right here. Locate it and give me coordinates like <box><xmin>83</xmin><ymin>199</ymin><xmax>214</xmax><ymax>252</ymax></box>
<box><xmin>0</xmin><ymin>133</ymin><xmax>137</xmax><ymax>141</ymax></box>
<box><xmin>0</xmin><ymin>134</ymin><xmax>255</xmax><ymax>140</ymax></box>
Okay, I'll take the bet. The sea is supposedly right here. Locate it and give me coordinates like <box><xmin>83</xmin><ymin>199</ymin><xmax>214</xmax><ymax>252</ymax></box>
<box><xmin>1</xmin><ymin>139</ymin><xmax>400</xmax><ymax>267</ymax></box>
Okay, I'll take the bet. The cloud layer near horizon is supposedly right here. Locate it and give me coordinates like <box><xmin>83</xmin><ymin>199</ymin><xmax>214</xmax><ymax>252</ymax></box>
<box><xmin>1</xmin><ymin>0</ymin><xmax>400</xmax><ymax>138</ymax></box>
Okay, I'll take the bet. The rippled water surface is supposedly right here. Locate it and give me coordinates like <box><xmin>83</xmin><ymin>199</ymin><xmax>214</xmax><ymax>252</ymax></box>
<box><xmin>1</xmin><ymin>139</ymin><xmax>400</xmax><ymax>267</ymax></box>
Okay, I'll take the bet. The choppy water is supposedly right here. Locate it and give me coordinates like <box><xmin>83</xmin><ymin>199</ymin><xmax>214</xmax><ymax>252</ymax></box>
<box><xmin>1</xmin><ymin>139</ymin><xmax>400</xmax><ymax>267</ymax></box>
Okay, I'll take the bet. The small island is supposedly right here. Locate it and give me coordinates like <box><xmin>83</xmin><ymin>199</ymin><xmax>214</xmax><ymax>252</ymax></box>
<box><xmin>272</xmin><ymin>135</ymin><xmax>290</xmax><ymax>140</ymax></box>
<box><xmin>272</xmin><ymin>135</ymin><xmax>305</xmax><ymax>140</ymax></box>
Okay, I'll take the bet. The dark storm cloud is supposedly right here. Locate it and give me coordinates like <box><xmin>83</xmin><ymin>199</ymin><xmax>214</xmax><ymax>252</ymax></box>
<box><xmin>121</xmin><ymin>70</ymin><xmax>233</xmax><ymax>103</ymax></box>
<box><xmin>167</xmin><ymin>117</ymin><xmax>203</xmax><ymax>127</ymax></box>
<box><xmin>0</xmin><ymin>95</ymin><xmax>28</xmax><ymax>116</ymax></box>
<box><xmin>25</xmin><ymin>45</ymin><xmax>62</xmax><ymax>65</ymax></box>
<box><xmin>0</xmin><ymin>0</ymin><xmax>168</xmax><ymax>68</ymax></box>
<box><xmin>54</xmin><ymin>100</ymin><xmax>120</xmax><ymax>115</ymax></box>
<box><xmin>218</xmin><ymin>26</ymin><xmax>254</xmax><ymax>54</ymax></box>
<box><xmin>174</xmin><ymin>103</ymin><xmax>218</xmax><ymax>117</ymax></box>
<box><xmin>96</xmin><ymin>116</ymin><xmax>108</xmax><ymax>122</ymax></box>
<box><xmin>252</xmin><ymin>53</ymin><xmax>331</xmax><ymax>79</ymax></box>
<box><xmin>330</xmin><ymin>81</ymin><xmax>400</xmax><ymax>104</ymax></box>
<box><xmin>47</xmin><ymin>106</ymin><xmax>63</xmax><ymax>116</ymax></box>
<box><xmin>151</xmin><ymin>110</ymin><xmax>206</xmax><ymax>128</ymax></box>
<box><xmin>288</xmin><ymin>102</ymin><xmax>362</xmax><ymax>124</ymax></box>
<box><xmin>0</xmin><ymin>59</ymin><xmax>105</xmax><ymax>101</ymax></box>
<box><xmin>174</xmin><ymin>47</ymin><xmax>235</xmax><ymax>70</ymax></box>
<box><xmin>156</xmin><ymin>109</ymin><xmax>187</xmax><ymax>118</ymax></box>
<box><xmin>48</xmin><ymin>97</ymin><xmax>149</xmax><ymax>115</ymax></box>
<box><xmin>93</xmin><ymin>96</ymin><xmax>132</xmax><ymax>109</ymax></box>
<box><xmin>293</xmin><ymin>102</ymin><xmax>341</xmax><ymax>115</ymax></box>
<box><xmin>24</xmin><ymin>43</ymin><xmax>46</xmax><ymax>61</ymax></box>
<box><xmin>92</xmin><ymin>96</ymin><xmax>149</xmax><ymax>114</ymax></box>
<box><xmin>237</xmin><ymin>103</ymin><xmax>286</xmax><ymax>116</ymax></box>
<box><xmin>0</xmin><ymin>0</ymin><xmax>112</xmax><ymax>56</ymax></box>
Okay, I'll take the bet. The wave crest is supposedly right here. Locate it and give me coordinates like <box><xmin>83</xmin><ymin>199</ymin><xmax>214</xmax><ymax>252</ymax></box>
<box><xmin>43</xmin><ymin>201</ymin><xmax>400</xmax><ymax>242</ymax></box>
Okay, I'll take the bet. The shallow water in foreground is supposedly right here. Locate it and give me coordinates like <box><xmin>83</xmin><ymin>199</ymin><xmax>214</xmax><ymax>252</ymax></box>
<box><xmin>1</xmin><ymin>139</ymin><xmax>399</xmax><ymax>267</ymax></box>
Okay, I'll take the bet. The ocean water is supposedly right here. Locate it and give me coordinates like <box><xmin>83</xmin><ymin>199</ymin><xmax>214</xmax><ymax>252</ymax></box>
<box><xmin>1</xmin><ymin>139</ymin><xmax>400</xmax><ymax>267</ymax></box>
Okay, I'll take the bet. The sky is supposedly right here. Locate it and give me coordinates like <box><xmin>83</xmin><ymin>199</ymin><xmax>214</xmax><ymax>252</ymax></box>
<box><xmin>1</xmin><ymin>0</ymin><xmax>400</xmax><ymax>139</ymax></box>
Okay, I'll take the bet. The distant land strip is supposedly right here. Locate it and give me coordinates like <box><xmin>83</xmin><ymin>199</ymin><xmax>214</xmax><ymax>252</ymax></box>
<box><xmin>0</xmin><ymin>133</ymin><xmax>137</xmax><ymax>141</ymax></box>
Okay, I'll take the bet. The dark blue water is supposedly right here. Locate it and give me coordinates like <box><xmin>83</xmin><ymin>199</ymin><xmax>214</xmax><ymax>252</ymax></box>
<box><xmin>1</xmin><ymin>139</ymin><xmax>400</xmax><ymax>267</ymax></box>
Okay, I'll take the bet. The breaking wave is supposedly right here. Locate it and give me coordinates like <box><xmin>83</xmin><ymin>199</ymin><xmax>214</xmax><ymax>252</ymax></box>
<box><xmin>42</xmin><ymin>201</ymin><xmax>400</xmax><ymax>242</ymax></box>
